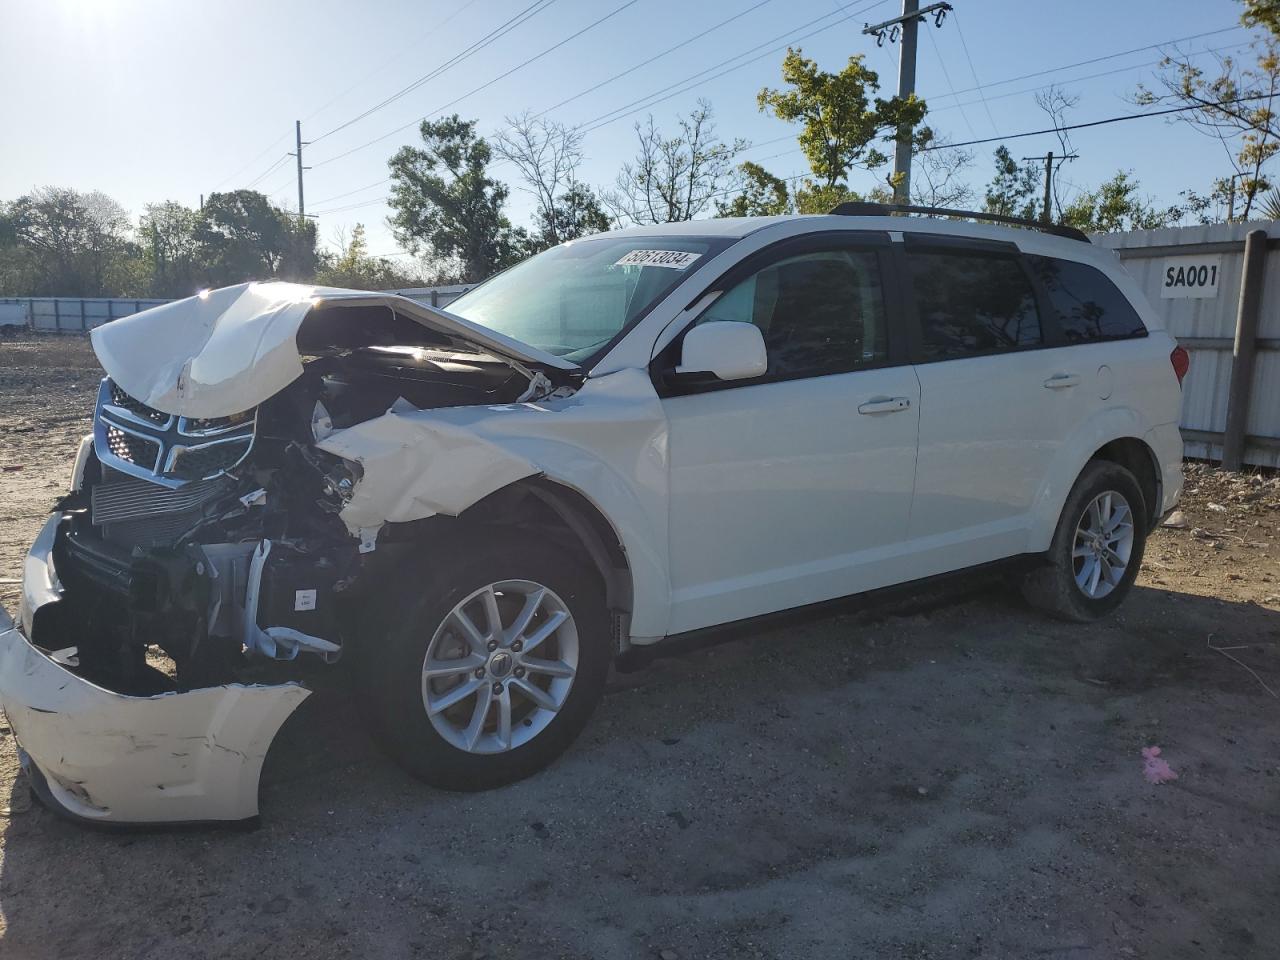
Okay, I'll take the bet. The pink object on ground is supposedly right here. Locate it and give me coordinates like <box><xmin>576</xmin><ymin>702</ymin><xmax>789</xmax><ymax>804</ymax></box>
<box><xmin>1142</xmin><ymin>746</ymin><xmax>1179</xmax><ymax>784</ymax></box>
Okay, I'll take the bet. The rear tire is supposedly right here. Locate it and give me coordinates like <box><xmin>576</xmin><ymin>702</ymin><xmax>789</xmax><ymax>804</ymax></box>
<box><xmin>1021</xmin><ymin>460</ymin><xmax>1148</xmax><ymax>622</ymax></box>
<box><xmin>363</xmin><ymin>534</ymin><xmax>610</xmax><ymax>791</ymax></box>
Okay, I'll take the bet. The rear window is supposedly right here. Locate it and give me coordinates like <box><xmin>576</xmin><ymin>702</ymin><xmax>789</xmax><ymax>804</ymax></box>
<box><xmin>1026</xmin><ymin>255</ymin><xmax>1148</xmax><ymax>343</ymax></box>
<box><xmin>907</xmin><ymin>250</ymin><xmax>1042</xmax><ymax>361</ymax></box>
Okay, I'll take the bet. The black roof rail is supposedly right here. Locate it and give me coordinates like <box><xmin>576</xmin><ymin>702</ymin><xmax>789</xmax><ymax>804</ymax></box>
<box><xmin>828</xmin><ymin>201</ymin><xmax>1091</xmax><ymax>243</ymax></box>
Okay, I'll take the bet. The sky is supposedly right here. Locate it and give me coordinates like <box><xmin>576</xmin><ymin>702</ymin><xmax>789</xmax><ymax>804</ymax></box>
<box><xmin>0</xmin><ymin>0</ymin><xmax>1261</xmax><ymax>261</ymax></box>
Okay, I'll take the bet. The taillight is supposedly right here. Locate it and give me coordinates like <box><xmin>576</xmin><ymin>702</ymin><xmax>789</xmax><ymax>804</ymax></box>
<box><xmin>1170</xmin><ymin>344</ymin><xmax>1190</xmax><ymax>387</ymax></box>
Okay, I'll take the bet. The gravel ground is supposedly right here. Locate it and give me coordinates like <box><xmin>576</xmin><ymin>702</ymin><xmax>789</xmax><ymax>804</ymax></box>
<box><xmin>2</xmin><ymin>334</ymin><xmax>1279</xmax><ymax>960</ymax></box>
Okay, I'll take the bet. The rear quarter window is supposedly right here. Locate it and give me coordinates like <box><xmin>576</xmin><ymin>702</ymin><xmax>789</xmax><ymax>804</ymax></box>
<box><xmin>906</xmin><ymin>249</ymin><xmax>1042</xmax><ymax>361</ymax></box>
<box><xmin>1026</xmin><ymin>255</ymin><xmax>1148</xmax><ymax>343</ymax></box>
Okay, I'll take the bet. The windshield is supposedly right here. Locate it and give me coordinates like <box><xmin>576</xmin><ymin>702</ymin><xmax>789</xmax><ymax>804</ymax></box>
<box><xmin>446</xmin><ymin>234</ymin><xmax>735</xmax><ymax>364</ymax></box>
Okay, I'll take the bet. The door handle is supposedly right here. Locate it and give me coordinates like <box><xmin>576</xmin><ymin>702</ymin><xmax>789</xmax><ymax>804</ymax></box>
<box><xmin>1043</xmin><ymin>374</ymin><xmax>1081</xmax><ymax>389</ymax></box>
<box><xmin>857</xmin><ymin>396</ymin><xmax>912</xmax><ymax>415</ymax></box>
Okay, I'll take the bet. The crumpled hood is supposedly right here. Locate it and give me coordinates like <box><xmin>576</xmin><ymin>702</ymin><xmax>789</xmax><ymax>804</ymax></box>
<box><xmin>89</xmin><ymin>281</ymin><xmax>576</xmax><ymax>419</ymax></box>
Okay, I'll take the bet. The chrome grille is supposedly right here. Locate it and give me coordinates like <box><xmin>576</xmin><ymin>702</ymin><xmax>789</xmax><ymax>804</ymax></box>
<box><xmin>93</xmin><ymin>378</ymin><xmax>256</xmax><ymax>488</ymax></box>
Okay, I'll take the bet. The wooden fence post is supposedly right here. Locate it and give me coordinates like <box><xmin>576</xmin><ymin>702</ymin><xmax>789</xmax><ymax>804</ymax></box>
<box><xmin>1223</xmin><ymin>228</ymin><xmax>1269</xmax><ymax>470</ymax></box>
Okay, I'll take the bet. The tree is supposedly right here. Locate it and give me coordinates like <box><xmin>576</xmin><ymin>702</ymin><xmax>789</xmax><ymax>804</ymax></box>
<box><xmin>6</xmin><ymin>187</ymin><xmax>136</xmax><ymax>296</ymax></box>
<box><xmin>315</xmin><ymin>224</ymin><xmax>423</xmax><ymax>289</ymax></box>
<box><xmin>1134</xmin><ymin>38</ymin><xmax>1280</xmax><ymax>219</ymax></box>
<box><xmin>1033</xmin><ymin>84</ymin><xmax>1080</xmax><ymax>219</ymax></box>
<box><xmin>1059</xmin><ymin>171</ymin><xmax>1182</xmax><ymax>234</ymax></box>
<box><xmin>1243</xmin><ymin>0</ymin><xmax>1280</xmax><ymax>38</ymax></box>
<box><xmin>757</xmin><ymin>48</ymin><xmax>928</xmax><ymax>199</ymax></box>
<box><xmin>388</xmin><ymin>115</ymin><xmax>526</xmax><ymax>282</ymax></box>
<box><xmin>139</xmin><ymin>201</ymin><xmax>203</xmax><ymax>297</ymax></box>
<box><xmin>537</xmin><ymin>182</ymin><xmax>610</xmax><ymax>243</ymax></box>
<box><xmin>493</xmin><ymin>114</ymin><xmax>608</xmax><ymax>246</ymax></box>
<box><xmin>983</xmin><ymin>146</ymin><xmax>1041</xmax><ymax>220</ymax></box>
<box><xmin>717</xmin><ymin>161</ymin><xmax>793</xmax><ymax>217</ymax></box>
<box><xmin>912</xmin><ymin>137</ymin><xmax>976</xmax><ymax>209</ymax></box>
<box><xmin>720</xmin><ymin>162</ymin><xmax>791</xmax><ymax>218</ymax></box>
<box><xmin>194</xmin><ymin>190</ymin><xmax>317</xmax><ymax>286</ymax></box>
<box><xmin>605</xmin><ymin>100</ymin><xmax>744</xmax><ymax>224</ymax></box>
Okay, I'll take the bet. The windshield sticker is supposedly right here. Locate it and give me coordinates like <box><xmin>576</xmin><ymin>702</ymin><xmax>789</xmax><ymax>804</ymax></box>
<box><xmin>614</xmin><ymin>249</ymin><xmax>703</xmax><ymax>270</ymax></box>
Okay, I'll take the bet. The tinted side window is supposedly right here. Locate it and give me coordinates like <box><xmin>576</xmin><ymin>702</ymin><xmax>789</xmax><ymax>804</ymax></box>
<box><xmin>697</xmin><ymin>248</ymin><xmax>888</xmax><ymax>379</ymax></box>
<box><xmin>1027</xmin><ymin>255</ymin><xmax>1148</xmax><ymax>342</ymax></box>
<box><xmin>907</xmin><ymin>250</ymin><xmax>1041</xmax><ymax>361</ymax></box>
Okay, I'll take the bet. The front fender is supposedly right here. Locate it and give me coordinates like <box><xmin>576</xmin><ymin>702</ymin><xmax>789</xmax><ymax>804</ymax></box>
<box><xmin>315</xmin><ymin>368</ymin><xmax>673</xmax><ymax>640</ymax></box>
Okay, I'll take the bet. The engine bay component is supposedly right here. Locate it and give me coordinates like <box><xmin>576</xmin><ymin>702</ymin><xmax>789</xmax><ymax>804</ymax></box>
<box><xmin>243</xmin><ymin>540</ymin><xmax>344</xmax><ymax>663</ymax></box>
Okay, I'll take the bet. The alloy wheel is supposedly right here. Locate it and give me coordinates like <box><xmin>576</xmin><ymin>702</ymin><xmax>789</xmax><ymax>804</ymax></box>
<box><xmin>421</xmin><ymin>580</ymin><xmax>579</xmax><ymax>755</ymax></box>
<box><xmin>1071</xmin><ymin>490</ymin><xmax>1135</xmax><ymax>599</ymax></box>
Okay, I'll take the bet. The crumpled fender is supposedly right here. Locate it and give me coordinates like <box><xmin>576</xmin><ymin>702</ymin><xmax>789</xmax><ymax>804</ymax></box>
<box><xmin>315</xmin><ymin>367</ymin><xmax>674</xmax><ymax>640</ymax></box>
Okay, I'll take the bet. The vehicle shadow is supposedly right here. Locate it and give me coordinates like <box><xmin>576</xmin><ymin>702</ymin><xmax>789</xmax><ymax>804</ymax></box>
<box><xmin>2</xmin><ymin>581</ymin><xmax>1279</xmax><ymax>959</ymax></box>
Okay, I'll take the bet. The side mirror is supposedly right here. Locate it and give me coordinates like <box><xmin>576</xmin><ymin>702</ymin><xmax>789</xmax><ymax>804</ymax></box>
<box><xmin>675</xmin><ymin>321</ymin><xmax>767</xmax><ymax>382</ymax></box>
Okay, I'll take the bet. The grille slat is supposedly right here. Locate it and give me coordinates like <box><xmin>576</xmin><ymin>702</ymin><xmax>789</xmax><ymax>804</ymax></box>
<box><xmin>109</xmin><ymin>382</ymin><xmax>169</xmax><ymax>425</ymax></box>
<box><xmin>104</xmin><ymin>425</ymin><xmax>160</xmax><ymax>471</ymax></box>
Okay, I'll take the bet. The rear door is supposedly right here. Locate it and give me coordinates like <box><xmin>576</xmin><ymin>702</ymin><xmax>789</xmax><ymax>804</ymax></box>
<box><xmin>658</xmin><ymin>233</ymin><xmax>921</xmax><ymax>634</ymax></box>
<box><xmin>902</xmin><ymin>237</ymin><xmax>1095</xmax><ymax>568</ymax></box>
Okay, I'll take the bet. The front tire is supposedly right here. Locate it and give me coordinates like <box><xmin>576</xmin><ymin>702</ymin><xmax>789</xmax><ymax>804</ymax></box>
<box><xmin>365</xmin><ymin>534</ymin><xmax>610</xmax><ymax>791</ymax></box>
<box><xmin>1021</xmin><ymin>460</ymin><xmax>1148</xmax><ymax>622</ymax></box>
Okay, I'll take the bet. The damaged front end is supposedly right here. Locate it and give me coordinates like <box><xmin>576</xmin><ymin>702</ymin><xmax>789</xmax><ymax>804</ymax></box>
<box><xmin>0</xmin><ymin>282</ymin><xmax>581</xmax><ymax>825</ymax></box>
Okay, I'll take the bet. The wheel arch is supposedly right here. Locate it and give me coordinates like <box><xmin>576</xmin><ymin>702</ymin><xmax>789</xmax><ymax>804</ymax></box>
<box><xmin>1028</xmin><ymin>407</ymin><xmax>1164</xmax><ymax>551</ymax></box>
<box><xmin>378</xmin><ymin>477</ymin><xmax>636</xmax><ymax>652</ymax></box>
<box><xmin>1087</xmin><ymin>437</ymin><xmax>1162</xmax><ymax>532</ymax></box>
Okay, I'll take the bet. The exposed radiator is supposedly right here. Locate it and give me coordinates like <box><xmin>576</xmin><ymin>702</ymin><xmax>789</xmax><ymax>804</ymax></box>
<box><xmin>91</xmin><ymin>470</ymin><xmax>229</xmax><ymax>547</ymax></box>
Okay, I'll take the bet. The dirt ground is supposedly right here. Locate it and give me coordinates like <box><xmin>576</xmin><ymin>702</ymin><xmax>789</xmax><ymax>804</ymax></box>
<box><xmin>1</xmin><ymin>334</ymin><xmax>1279</xmax><ymax>960</ymax></box>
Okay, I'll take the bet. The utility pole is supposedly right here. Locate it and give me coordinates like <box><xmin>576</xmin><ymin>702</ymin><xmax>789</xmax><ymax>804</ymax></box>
<box><xmin>289</xmin><ymin>121</ymin><xmax>311</xmax><ymax>221</ymax></box>
<box><xmin>892</xmin><ymin>0</ymin><xmax>918</xmax><ymax>204</ymax></box>
<box><xmin>1022</xmin><ymin>151</ymin><xmax>1077</xmax><ymax>223</ymax></box>
<box><xmin>863</xmin><ymin>2</ymin><xmax>954</xmax><ymax>204</ymax></box>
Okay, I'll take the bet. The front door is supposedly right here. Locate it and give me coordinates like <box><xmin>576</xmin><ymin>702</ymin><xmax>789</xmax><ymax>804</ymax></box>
<box><xmin>658</xmin><ymin>237</ymin><xmax>921</xmax><ymax>635</ymax></box>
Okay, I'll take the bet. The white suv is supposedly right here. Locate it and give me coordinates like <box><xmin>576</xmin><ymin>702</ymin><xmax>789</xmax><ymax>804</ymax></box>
<box><xmin>0</xmin><ymin>206</ymin><xmax>1186</xmax><ymax>825</ymax></box>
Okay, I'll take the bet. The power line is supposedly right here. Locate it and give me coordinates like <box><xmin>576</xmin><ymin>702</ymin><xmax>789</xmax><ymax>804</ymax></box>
<box><xmin>312</xmin><ymin>0</ymin><xmax>646</xmax><ymax>169</ymax></box>
<box><xmin>529</xmin><ymin>0</ymin><xmax>779</xmax><ymax>120</ymax></box>
<box><xmin>928</xmin><ymin>24</ymin><xmax>1245</xmax><ymax>102</ymax></box>
<box><xmin>310</xmin><ymin>177</ymin><xmax>392</xmax><ymax>207</ymax></box>
<box><xmin>311</xmin><ymin>0</ymin><xmax>559</xmax><ymax>144</ymax></box>
<box><xmin>208</xmin><ymin>0</ymin><xmax>494</xmax><ymax>190</ymax></box>
<box><xmin>312</xmin><ymin>195</ymin><xmax>391</xmax><ymax>216</ymax></box>
<box><xmin>312</xmin><ymin>92</ymin><xmax>1273</xmax><ymax>218</ymax></box>
<box><xmin>948</xmin><ymin>9</ymin><xmax>998</xmax><ymax>134</ymax></box>
<box><xmin>924</xmin><ymin>19</ymin><xmax>974</xmax><ymax>137</ymax></box>
<box><xmin>307</xmin><ymin>11</ymin><xmax>1245</xmax><ymax>217</ymax></box>
<box><xmin>575</xmin><ymin>0</ymin><xmax>890</xmax><ymax>134</ymax></box>
<box><xmin>301</xmin><ymin>0</ymin><xmax>485</xmax><ymax>124</ymax></box>
<box><xmin>309</xmin><ymin>0</ymin><xmax>884</xmax><ymax>214</ymax></box>
<box><xmin>243</xmin><ymin>154</ymin><xmax>292</xmax><ymax>190</ymax></box>
<box><xmin>928</xmin><ymin>39</ymin><xmax>1252</xmax><ymax>117</ymax></box>
<box><xmin>920</xmin><ymin>92</ymin><xmax>1272</xmax><ymax>152</ymax></box>
<box><xmin>211</xmin><ymin>135</ymin><xmax>291</xmax><ymax>192</ymax></box>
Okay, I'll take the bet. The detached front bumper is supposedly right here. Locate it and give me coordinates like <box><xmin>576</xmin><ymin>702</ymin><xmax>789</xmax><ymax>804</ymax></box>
<box><xmin>0</xmin><ymin>514</ymin><xmax>309</xmax><ymax>826</ymax></box>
